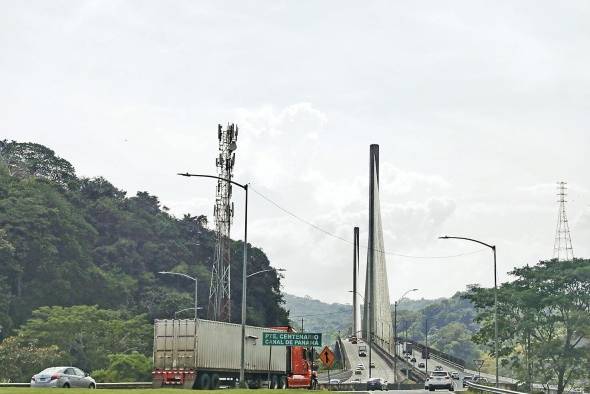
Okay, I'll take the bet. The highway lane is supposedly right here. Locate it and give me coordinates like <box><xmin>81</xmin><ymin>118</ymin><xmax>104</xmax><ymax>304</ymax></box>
<box><xmin>341</xmin><ymin>337</ymin><xmax>398</xmax><ymax>383</ymax></box>
<box><xmin>401</xmin><ymin>343</ymin><xmax>515</xmax><ymax>387</ymax></box>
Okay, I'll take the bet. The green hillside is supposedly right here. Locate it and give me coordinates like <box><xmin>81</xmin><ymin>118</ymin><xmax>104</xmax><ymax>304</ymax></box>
<box><xmin>284</xmin><ymin>292</ymin><xmax>484</xmax><ymax>368</ymax></box>
<box><xmin>0</xmin><ymin>140</ymin><xmax>288</xmax><ymax>381</ymax></box>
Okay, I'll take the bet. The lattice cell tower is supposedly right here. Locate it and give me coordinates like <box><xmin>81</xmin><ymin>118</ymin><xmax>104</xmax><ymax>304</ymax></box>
<box><xmin>553</xmin><ymin>181</ymin><xmax>574</xmax><ymax>261</ymax></box>
<box><xmin>208</xmin><ymin>123</ymin><xmax>238</xmax><ymax>322</ymax></box>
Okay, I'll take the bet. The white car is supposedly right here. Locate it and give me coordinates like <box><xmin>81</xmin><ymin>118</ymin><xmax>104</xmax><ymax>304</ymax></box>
<box><xmin>31</xmin><ymin>367</ymin><xmax>96</xmax><ymax>389</ymax></box>
<box><xmin>329</xmin><ymin>378</ymin><xmax>341</xmax><ymax>385</ymax></box>
<box><xmin>357</xmin><ymin>363</ymin><xmax>365</xmax><ymax>370</ymax></box>
<box><xmin>426</xmin><ymin>371</ymin><xmax>454</xmax><ymax>391</ymax></box>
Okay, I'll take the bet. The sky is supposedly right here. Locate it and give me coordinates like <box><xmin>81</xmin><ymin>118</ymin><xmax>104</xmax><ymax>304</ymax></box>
<box><xmin>2</xmin><ymin>1</ymin><xmax>589</xmax><ymax>304</ymax></box>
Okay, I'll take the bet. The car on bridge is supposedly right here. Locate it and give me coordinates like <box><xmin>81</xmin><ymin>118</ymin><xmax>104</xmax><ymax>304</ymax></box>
<box><xmin>473</xmin><ymin>376</ymin><xmax>489</xmax><ymax>384</ymax></box>
<box><xmin>367</xmin><ymin>377</ymin><xmax>388</xmax><ymax>390</ymax></box>
<box><xmin>435</xmin><ymin>366</ymin><xmax>443</xmax><ymax>371</ymax></box>
<box><xmin>411</xmin><ymin>357</ymin><xmax>417</xmax><ymax>363</ymax></box>
<box><xmin>450</xmin><ymin>372</ymin><xmax>460</xmax><ymax>380</ymax></box>
<box><xmin>426</xmin><ymin>371</ymin><xmax>454</xmax><ymax>391</ymax></box>
<box><xmin>418</xmin><ymin>362</ymin><xmax>425</xmax><ymax>368</ymax></box>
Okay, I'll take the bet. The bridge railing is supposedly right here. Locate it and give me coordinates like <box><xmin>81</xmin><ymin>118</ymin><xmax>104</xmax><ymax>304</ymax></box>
<box><xmin>396</xmin><ymin>337</ymin><xmax>466</xmax><ymax>369</ymax></box>
<box><xmin>464</xmin><ymin>380</ymin><xmax>524</xmax><ymax>394</ymax></box>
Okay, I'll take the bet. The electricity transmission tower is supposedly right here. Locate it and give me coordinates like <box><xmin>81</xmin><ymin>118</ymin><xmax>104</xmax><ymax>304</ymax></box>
<box><xmin>208</xmin><ymin>124</ymin><xmax>238</xmax><ymax>321</ymax></box>
<box><xmin>553</xmin><ymin>181</ymin><xmax>574</xmax><ymax>261</ymax></box>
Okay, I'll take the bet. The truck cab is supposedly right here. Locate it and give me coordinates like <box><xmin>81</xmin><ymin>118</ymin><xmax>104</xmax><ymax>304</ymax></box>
<box><xmin>271</xmin><ymin>326</ymin><xmax>314</xmax><ymax>389</ymax></box>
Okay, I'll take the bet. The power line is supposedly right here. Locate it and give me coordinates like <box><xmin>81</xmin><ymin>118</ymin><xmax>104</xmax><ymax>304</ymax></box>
<box><xmin>249</xmin><ymin>184</ymin><xmax>485</xmax><ymax>260</ymax></box>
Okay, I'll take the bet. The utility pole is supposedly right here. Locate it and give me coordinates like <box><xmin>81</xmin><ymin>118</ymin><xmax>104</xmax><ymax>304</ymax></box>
<box><xmin>425</xmin><ymin>319</ymin><xmax>429</xmax><ymax>375</ymax></box>
<box><xmin>440</xmin><ymin>235</ymin><xmax>499</xmax><ymax>387</ymax></box>
<box><xmin>393</xmin><ymin>301</ymin><xmax>397</xmax><ymax>382</ymax></box>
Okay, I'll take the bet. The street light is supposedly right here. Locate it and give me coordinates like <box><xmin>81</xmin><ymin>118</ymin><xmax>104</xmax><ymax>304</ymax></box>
<box><xmin>393</xmin><ymin>288</ymin><xmax>418</xmax><ymax>383</ymax></box>
<box><xmin>439</xmin><ymin>235</ymin><xmax>499</xmax><ymax>387</ymax></box>
<box><xmin>158</xmin><ymin>271</ymin><xmax>199</xmax><ymax>321</ymax></box>
<box><xmin>247</xmin><ymin>268</ymin><xmax>286</xmax><ymax>278</ymax></box>
<box><xmin>178</xmin><ymin>172</ymin><xmax>250</xmax><ymax>388</ymax></box>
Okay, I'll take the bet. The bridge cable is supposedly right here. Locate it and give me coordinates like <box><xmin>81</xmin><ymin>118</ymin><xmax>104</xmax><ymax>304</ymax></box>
<box><xmin>249</xmin><ymin>184</ymin><xmax>486</xmax><ymax>260</ymax></box>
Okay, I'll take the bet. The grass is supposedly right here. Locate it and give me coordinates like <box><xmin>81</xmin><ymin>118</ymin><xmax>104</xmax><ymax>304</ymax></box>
<box><xmin>0</xmin><ymin>390</ymin><xmax>308</xmax><ymax>394</ymax></box>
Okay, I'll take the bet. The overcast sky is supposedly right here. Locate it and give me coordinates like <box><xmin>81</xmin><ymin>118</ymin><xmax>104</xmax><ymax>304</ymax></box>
<box><xmin>2</xmin><ymin>1</ymin><xmax>589</xmax><ymax>304</ymax></box>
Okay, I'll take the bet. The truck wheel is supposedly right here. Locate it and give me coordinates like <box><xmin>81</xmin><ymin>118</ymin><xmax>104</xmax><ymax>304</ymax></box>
<box><xmin>210</xmin><ymin>374</ymin><xmax>220</xmax><ymax>390</ymax></box>
<box><xmin>198</xmin><ymin>373</ymin><xmax>211</xmax><ymax>390</ymax></box>
<box><xmin>270</xmin><ymin>375</ymin><xmax>279</xmax><ymax>389</ymax></box>
<box><xmin>278</xmin><ymin>376</ymin><xmax>286</xmax><ymax>389</ymax></box>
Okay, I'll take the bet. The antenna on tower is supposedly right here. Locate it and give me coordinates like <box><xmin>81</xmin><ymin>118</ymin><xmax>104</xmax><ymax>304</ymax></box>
<box><xmin>209</xmin><ymin>123</ymin><xmax>238</xmax><ymax>322</ymax></box>
<box><xmin>553</xmin><ymin>181</ymin><xmax>574</xmax><ymax>261</ymax></box>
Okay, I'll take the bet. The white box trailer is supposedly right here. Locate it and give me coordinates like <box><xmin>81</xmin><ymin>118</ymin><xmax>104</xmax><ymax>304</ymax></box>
<box><xmin>153</xmin><ymin>319</ymin><xmax>293</xmax><ymax>389</ymax></box>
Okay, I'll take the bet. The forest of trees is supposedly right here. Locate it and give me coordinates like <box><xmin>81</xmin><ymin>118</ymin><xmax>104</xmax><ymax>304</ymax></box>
<box><xmin>465</xmin><ymin>259</ymin><xmax>590</xmax><ymax>394</ymax></box>
<box><xmin>0</xmin><ymin>140</ymin><xmax>289</xmax><ymax>381</ymax></box>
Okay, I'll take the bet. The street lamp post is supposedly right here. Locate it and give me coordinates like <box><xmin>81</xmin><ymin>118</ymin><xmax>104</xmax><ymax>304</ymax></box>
<box><xmin>393</xmin><ymin>288</ymin><xmax>418</xmax><ymax>383</ymax></box>
<box><xmin>247</xmin><ymin>268</ymin><xmax>285</xmax><ymax>278</ymax></box>
<box><xmin>439</xmin><ymin>235</ymin><xmax>499</xmax><ymax>387</ymax></box>
<box><xmin>158</xmin><ymin>271</ymin><xmax>199</xmax><ymax>321</ymax></box>
<box><xmin>178</xmin><ymin>172</ymin><xmax>249</xmax><ymax>387</ymax></box>
<box><xmin>425</xmin><ymin>319</ymin><xmax>429</xmax><ymax>375</ymax></box>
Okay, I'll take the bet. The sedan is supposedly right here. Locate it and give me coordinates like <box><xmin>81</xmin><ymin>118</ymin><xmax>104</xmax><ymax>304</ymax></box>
<box><xmin>367</xmin><ymin>377</ymin><xmax>387</xmax><ymax>391</ymax></box>
<box><xmin>31</xmin><ymin>367</ymin><xmax>96</xmax><ymax>389</ymax></box>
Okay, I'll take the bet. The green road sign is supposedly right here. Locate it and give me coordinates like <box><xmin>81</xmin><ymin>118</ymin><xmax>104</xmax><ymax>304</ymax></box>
<box><xmin>262</xmin><ymin>332</ymin><xmax>322</xmax><ymax>347</ymax></box>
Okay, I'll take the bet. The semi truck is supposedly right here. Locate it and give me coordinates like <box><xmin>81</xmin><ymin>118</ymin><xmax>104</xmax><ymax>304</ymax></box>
<box><xmin>358</xmin><ymin>344</ymin><xmax>367</xmax><ymax>357</ymax></box>
<box><xmin>152</xmin><ymin>319</ymin><xmax>316</xmax><ymax>389</ymax></box>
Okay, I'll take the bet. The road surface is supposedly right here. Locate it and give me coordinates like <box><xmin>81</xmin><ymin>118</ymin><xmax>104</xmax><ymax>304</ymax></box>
<box><xmin>341</xmin><ymin>337</ymin><xmax>398</xmax><ymax>383</ymax></box>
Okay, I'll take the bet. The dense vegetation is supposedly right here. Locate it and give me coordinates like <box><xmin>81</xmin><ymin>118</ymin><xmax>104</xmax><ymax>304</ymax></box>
<box><xmin>0</xmin><ymin>141</ymin><xmax>288</xmax><ymax>381</ymax></box>
<box><xmin>395</xmin><ymin>292</ymin><xmax>483</xmax><ymax>368</ymax></box>
<box><xmin>284</xmin><ymin>294</ymin><xmax>352</xmax><ymax>345</ymax></box>
<box><xmin>284</xmin><ymin>292</ymin><xmax>484</xmax><ymax>368</ymax></box>
<box><xmin>465</xmin><ymin>259</ymin><xmax>590</xmax><ymax>394</ymax></box>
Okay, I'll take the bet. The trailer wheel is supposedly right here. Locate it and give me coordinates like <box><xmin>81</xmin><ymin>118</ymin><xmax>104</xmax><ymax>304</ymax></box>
<box><xmin>198</xmin><ymin>373</ymin><xmax>211</xmax><ymax>390</ymax></box>
<box><xmin>270</xmin><ymin>375</ymin><xmax>279</xmax><ymax>389</ymax></box>
<box><xmin>278</xmin><ymin>376</ymin><xmax>286</xmax><ymax>389</ymax></box>
<box><xmin>210</xmin><ymin>374</ymin><xmax>220</xmax><ymax>390</ymax></box>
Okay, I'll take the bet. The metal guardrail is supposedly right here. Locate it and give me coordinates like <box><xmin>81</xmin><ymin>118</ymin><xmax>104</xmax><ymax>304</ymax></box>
<box><xmin>0</xmin><ymin>382</ymin><xmax>152</xmax><ymax>389</ymax></box>
<box><xmin>464</xmin><ymin>380</ymin><xmax>525</xmax><ymax>394</ymax></box>
<box><xmin>372</xmin><ymin>342</ymin><xmax>427</xmax><ymax>383</ymax></box>
<box><xmin>399</xmin><ymin>338</ymin><xmax>466</xmax><ymax>368</ymax></box>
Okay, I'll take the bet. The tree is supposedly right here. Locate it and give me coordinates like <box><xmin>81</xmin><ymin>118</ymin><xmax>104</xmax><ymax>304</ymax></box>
<box><xmin>91</xmin><ymin>352</ymin><xmax>152</xmax><ymax>382</ymax></box>
<box><xmin>0</xmin><ymin>336</ymin><xmax>68</xmax><ymax>382</ymax></box>
<box><xmin>0</xmin><ymin>140</ymin><xmax>77</xmax><ymax>189</ymax></box>
<box><xmin>0</xmin><ymin>141</ymin><xmax>289</xmax><ymax>334</ymax></box>
<box><xmin>465</xmin><ymin>259</ymin><xmax>590</xmax><ymax>394</ymax></box>
<box><xmin>17</xmin><ymin>305</ymin><xmax>152</xmax><ymax>372</ymax></box>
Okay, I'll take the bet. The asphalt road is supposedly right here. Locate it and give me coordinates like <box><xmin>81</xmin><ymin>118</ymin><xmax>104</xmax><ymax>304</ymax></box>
<box><xmin>402</xmin><ymin>343</ymin><xmax>515</xmax><ymax>388</ymax></box>
<box><xmin>341</xmin><ymin>337</ymin><xmax>397</xmax><ymax>383</ymax></box>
